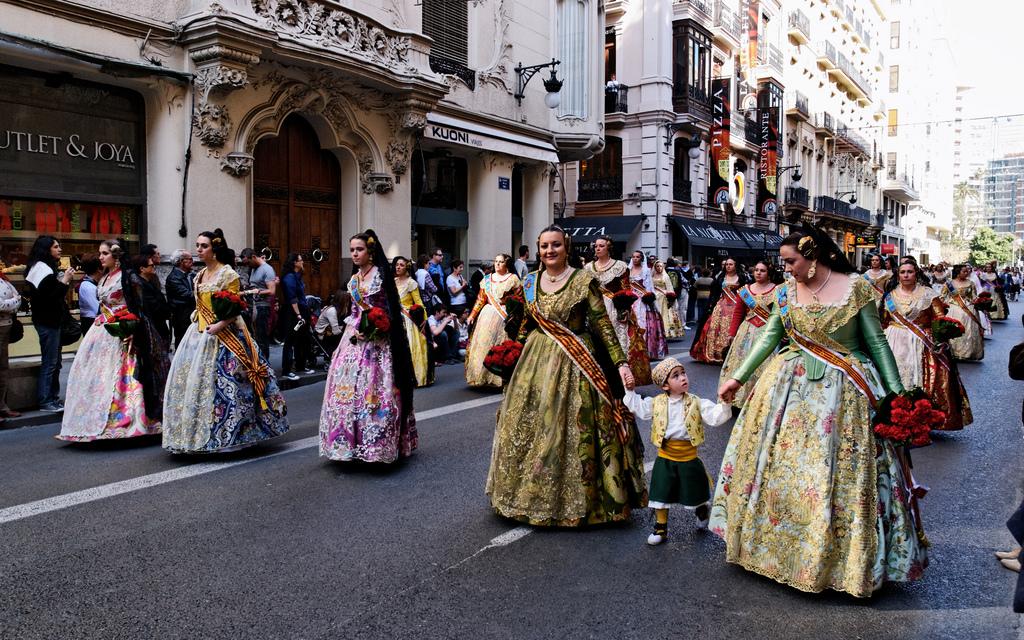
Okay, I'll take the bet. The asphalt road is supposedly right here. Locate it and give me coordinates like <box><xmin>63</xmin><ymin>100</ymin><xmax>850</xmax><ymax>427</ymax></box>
<box><xmin>1</xmin><ymin>303</ymin><xmax>1022</xmax><ymax>639</ymax></box>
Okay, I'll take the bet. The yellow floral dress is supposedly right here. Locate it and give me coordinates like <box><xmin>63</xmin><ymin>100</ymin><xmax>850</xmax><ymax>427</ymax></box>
<box><xmin>396</xmin><ymin>277</ymin><xmax>431</xmax><ymax>387</ymax></box>
<box><xmin>486</xmin><ymin>269</ymin><xmax>647</xmax><ymax>526</ymax></box>
<box><xmin>710</xmin><ymin>275</ymin><xmax>927</xmax><ymax>598</ymax></box>
<box><xmin>652</xmin><ymin>271</ymin><xmax>684</xmax><ymax>338</ymax></box>
<box><xmin>465</xmin><ymin>272</ymin><xmax>521</xmax><ymax>388</ymax></box>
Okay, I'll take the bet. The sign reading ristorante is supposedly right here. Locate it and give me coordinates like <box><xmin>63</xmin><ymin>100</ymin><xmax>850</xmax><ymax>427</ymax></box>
<box><xmin>0</xmin><ymin>68</ymin><xmax>145</xmax><ymax>204</ymax></box>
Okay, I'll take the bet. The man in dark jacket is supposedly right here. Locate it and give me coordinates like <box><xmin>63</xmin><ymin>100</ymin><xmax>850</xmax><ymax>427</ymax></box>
<box><xmin>165</xmin><ymin>249</ymin><xmax>195</xmax><ymax>348</ymax></box>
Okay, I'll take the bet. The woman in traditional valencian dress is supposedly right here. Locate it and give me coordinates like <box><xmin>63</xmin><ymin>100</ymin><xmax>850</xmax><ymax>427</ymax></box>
<box><xmin>58</xmin><ymin>240</ymin><xmax>163</xmax><ymax>442</ymax></box>
<box><xmin>979</xmin><ymin>263</ymin><xmax>1008</xmax><ymax>321</ymax></box>
<box><xmin>714</xmin><ymin>226</ymin><xmax>927</xmax><ymax>598</ymax></box>
<box><xmin>162</xmin><ymin>230</ymin><xmax>288</xmax><ymax>453</ymax></box>
<box><xmin>465</xmin><ymin>253</ymin><xmax>521</xmax><ymax>388</ymax></box>
<box><xmin>393</xmin><ymin>256</ymin><xmax>433</xmax><ymax>388</ymax></box>
<box><xmin>690</xmin><ymin>257</ymin><xmax>748</xmax><ymax>364</ymax></box>
<box><xmin>880</xmin><ymin>262</ymin><xmax>972</xmax><ymax>431</ymax></box>
<box><xmin>862</xmin><ymin>253</ymin><xmax>892</xmax><ymax>294</ymax></box>
<box><xmin>943</xmin><ymin>264</ymin><xmax>985</xmax><ymax>362</ymax></box>
<box><xmin>629</xmin><ymin>250</ymin><xmax>667</xmax><ymax>360</ymax></box>
<box><xmin>717</xmin><ymin>260</ymin><xmax>779</xmax><ymax>407</ymax></box>
<box><xmin>584</xmin><ymin>235</ymin><xmax>652</xmax><ymax>386</ymax></box>
<box><xmin>320</xmin><ymin>230</ymin><xmax>417</xmax><ymax>463</ymax></box>
<box><xmin>652</xmin><ymin>260</ymin><xmax>684</xmax><ymax>339</ymax></box>
<box><xmin>487</xmin><ymin>225</ymin><xmax>647</xmax><ymax>526</ymax></box>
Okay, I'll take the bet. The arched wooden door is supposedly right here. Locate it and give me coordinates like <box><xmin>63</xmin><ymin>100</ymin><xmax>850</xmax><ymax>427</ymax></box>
<box><xmin>253</xmin><ymin>115</ymin><xmax>341</xmax><ymax>299</ymax></box>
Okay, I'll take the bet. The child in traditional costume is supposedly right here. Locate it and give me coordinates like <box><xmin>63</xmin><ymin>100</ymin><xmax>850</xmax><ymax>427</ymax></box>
<box><xmin>624</xmin><ymin>357</ymin><xmax>730</xmax><ymax>545</ymax></box>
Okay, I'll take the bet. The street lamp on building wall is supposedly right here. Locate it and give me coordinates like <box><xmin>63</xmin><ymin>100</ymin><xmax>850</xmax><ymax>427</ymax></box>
<box><xmin>836</xmin><ymin>190</ymin><xmax>858</xmax><ymax>204</ymax></box>
<box><xmin>514</xmin><ymin>59</ymin><xmax>563</xmax><ymax>108</ymax></box>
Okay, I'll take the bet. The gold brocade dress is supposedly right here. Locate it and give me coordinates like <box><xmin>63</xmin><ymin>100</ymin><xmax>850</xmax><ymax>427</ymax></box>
<box><xmin>863</xmin><ymin>269</ymin><xmax>892</xmax><ymax>293</ymax></box>
<box><xmin>397</xmin><ymin>278</ymin><xmax>432</xmax><ymax>387</ymax></box>
<box><xmin>942</xmin><ymin>280</ymin><xmax>984</xmax><ymax>361</ymax></box>
<box><xmin>709</xmin><ymin>275</ymin><xmax>927</xmax><ymax>598</ymax></box>
<box><xmin>486</xmin><ymin>269</ymin><xmax>647</xmax><ymax>526</ymax></box>
<box><xmin>465</xmin><ymin>273</ymin><xmax>521</xmax><ymax>388</ymax></box>
<box><xmin>653</xmin><ymin>272</ymin><xmax>684</xmax><ymax>338</ymax></box>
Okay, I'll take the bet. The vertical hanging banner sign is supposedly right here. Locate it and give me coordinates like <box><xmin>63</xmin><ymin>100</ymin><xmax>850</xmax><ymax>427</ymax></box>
<box><xmin>741</xmin><ymin>0</ymin><xmax>760</xmax><ymax>111</ymax></box>
<box><xmin>708</xmin><ymin>78</ymin><xmax>732</xmax><ymax>207</ymax></box>
<box><xmin>757</xmin><ymin>106</ymin><xmax>779</xmax><ymax>217</ymax></box>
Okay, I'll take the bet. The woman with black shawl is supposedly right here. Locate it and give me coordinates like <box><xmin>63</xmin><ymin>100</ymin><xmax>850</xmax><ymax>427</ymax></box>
<box><xmin>319</xmin><ymin>230</ymin><xmax>417</xmax><ymax>462</ymax></box>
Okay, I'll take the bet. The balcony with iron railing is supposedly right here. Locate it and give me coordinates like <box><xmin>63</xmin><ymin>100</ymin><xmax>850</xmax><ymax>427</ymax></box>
<box><xmin>713</xmin><ymin>0</ymin><xmax>742</xmax><ymax>43</ymax></box>
<box><xmin>787</xmin><ymin>10</ymin><xmax>811</xmax><ymax>45</ymax></box>
<box><xmin>605</xmin><ymin>84</ymin><xmax>629</xmax><ymax>115</ymax></box>
<box><xmin>578</xmin><ymin>175</ymin><xmax>623</xmax><ymax>202</ymax></box>
<box><xmin>816</xmin><ymin>41</ymin><xmax>837</xmax><ymax>69</ymax></box>
<box><xmin>815</xmin><ymin>111</ymin><xmax>835</xmax><ymax>133</ymax></box>
<box><xmin>882</xmin><ymin>168</ymin><xmax>919</xmax><ymax>201</ymax></box>
<box><xmin>814</xmin><ymin>195</ymin><xmax>872</xmax><ymax>224</ymax></box>
<box><xmin>757</xmin><ymin>41</ymin><xmax>784</xmax><ymax>72</ymax></box>
<box><xmin>785</xmin><ymin>186</ymin><xmax>810</xmax><ymax>208</ymax></box>
<box><xmin>850</xmin><ymin>205</ymin><xmax>871</xmax><ymax>224</ymax></box>
<box><xmin>673</xmin><ymin>177</ymin><xmax>693</xmax><ymax>203</ymax></box>
<box><xmin>674</xmin><ymin>82</ymin><xmax>712</xmax><ymax>122</ymax></box>
<box><xmin>836</xmin><ymin>121</ymin><xmax>871</xmax><ymax>156</ymax></box>
<box><xmin>785</xmin><ymin>91</ymin><xmax>810</xmax><ymax>120</ymax></box>
<box><xmin>676</xmin><ymin>0</ymin><xmax>713</xmax><ymax>19</ymax></box>
<box><xmin>830</xmin><ymin>49</ymin><xmax>871</xmax><ymax>100</ymax></box>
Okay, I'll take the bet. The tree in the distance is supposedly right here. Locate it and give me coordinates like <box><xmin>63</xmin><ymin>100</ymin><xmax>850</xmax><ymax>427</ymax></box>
<box><xmin>968</xmin><ymin>226</ymin><xmax>1014</xmax><ymax>265</ymax></box>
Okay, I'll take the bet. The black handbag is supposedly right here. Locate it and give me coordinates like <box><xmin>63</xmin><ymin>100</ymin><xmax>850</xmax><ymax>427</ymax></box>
<box><xmin>8</xmin><ymin>317</ymin><xmax>23</xmax><ymax>344</ymax></box>
<box><xmin>60</xmin><ymin>310</ymin><xmax>82</xmax><ymax>346</ymax></box>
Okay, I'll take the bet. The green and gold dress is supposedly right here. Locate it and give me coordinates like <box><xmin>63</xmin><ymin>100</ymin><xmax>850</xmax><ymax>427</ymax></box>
<box><xmin>709</xmin><ymin>274</ymin><xmax>928</xmax><ymax>598</ymax></box>
<box><xmin>486</xmin><ymin>269</ymin><xmax>648</xmax><ymax>526</ymax></box>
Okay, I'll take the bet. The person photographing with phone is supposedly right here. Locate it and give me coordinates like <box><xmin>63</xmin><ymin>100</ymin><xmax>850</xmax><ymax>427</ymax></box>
<box><xmin>428</xmin><ymin>304</ymin><xmax>460</xmax><ymax>365</ymax></box>
<box><xmin>280</xmin><ymin>253</ymin><xmax>312</xmax><ymax>381</ymax></box>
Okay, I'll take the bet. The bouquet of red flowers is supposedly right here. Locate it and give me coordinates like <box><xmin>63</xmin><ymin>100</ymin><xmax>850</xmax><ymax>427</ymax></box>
<box><xmin>407</xmin><ymin>303</ymin><xmax>426</xmax><ymax>327</ymax></box>
<box><xmin>641</xmin><ymin>292</ymin><xmax>656</xmax><ymax>306</ymax></box>
<box><xmin>666</xmin><ymin>291</ymin><xmax>678</xmax><ymax>302</ymax></box>
<box><xmin>973</xmin><ymin>291</ymin><xmax>994</xmax><ymax>312</ymax></box>
<box><xmin>873</xmin><ymin>388</ymin><xmax>945</xmax><ymax>448</ymax></box>
<box><xmin>352</xmin><ymin>306</ymin><xmax>390</xmax><ymax>344</ymax></box>
<box><xmin>501</xmin><ymin>289</ymin><xmax>526</xmax><ymax>340</ymax></box>
<box><xmin>103</xmin><ymin>308</ymin><xmax>139</xmax><ymax>340</ymax></box>
<box><xmin>212</xmin><ymin>290</ymin><xmax>248</xmax><ymax>322</ymax></box>
<box><xmin>484</xmin><ymin>340</ymin><xmax>523</xmax><ymax>381</ymax></box>
<box><xmin>930</xmin><ymin>316</ymin><xmax>964</xmax><ymax>343</ymax></box>
<box><xmin>611</xmin><ymin>290</ymin><xmax>637</xmax><ymax>312</ymax></box>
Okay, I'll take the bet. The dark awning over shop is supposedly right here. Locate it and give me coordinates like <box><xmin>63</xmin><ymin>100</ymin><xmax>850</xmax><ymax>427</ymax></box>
<box><xmin>670</xmin><ymin>217</ymin><xmax>783</xmax><ymax>252</ymax></box>
<box><xmin>555</xmin><ymin>215</ymin><xmax>643</xmax><ymax>243</ymax></box>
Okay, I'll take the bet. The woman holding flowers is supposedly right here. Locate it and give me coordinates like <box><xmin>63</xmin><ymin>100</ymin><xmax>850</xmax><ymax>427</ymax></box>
<box><xmin>652</xmin><ymin>260</ymin><xmax>684</xmax><ymax>339</ymax></box>
<box><xmin>942</xmin><ymin>264</ymin><xmax>985</xmax><ymax>362</ymax></box>
<box><xmin>690</xmin><ymin>257</ymin><xmax>748</xmax><ymax>364</ymax></box>
<box><xmin>486</xmin><ymin>225</ymin><xmax>647</xmax><ymax>526</ymax></box>
<box><xmin>59</xmin><ymin>239</ymin><xmax>163</xmax><ymax>441</ymax></box>
<box><xmin>319</xmin><ymin>230</ymin><xmax>417</xmax><ymax>463</ymax></box>
<box><xmin>393</xmin><ymin>256</ymin><xmax>433</xmax><ymax>387</ymax></box>
<box><xmin>584</xmin><ymin>235</ymin><xmax>651</xmax><ymax>386</ymax></box>
<box><xmin>465</xmin><ymin>253</ymin><xmax>521</xmax><ymax>388</ymax></box>
<box><xmin>629</xmin><ymin>250</ymin><xmax>667</xmax><ymax>359</ymax></box>
<box><xmin>717</xmin><ymin>260</ymin><xmax>779</xmax><ymax>407</ymax></box>
<box><xmin>714</xmin><ymin>224</ymin><xmax>928</xmax><ymax>598</ymax></box>
<box><xmin>162</xmin><ymin>229</ymin><xmax>288</xmax><ymax>453</ymax></box>
<box><xmin>880</xmin><ymin>262</ymin><xmax>972</xmax><ymax>431</ymax></box>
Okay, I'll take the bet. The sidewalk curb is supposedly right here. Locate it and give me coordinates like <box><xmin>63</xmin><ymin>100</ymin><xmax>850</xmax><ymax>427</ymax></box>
<box><xmin>0</xmin><ymin>371</ymin><xmax>329</xmax><ymax>432</ymax></box>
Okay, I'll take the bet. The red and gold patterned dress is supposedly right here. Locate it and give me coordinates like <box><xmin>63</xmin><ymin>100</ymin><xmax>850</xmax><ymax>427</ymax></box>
<box><xmin>690</xmin><ymin>277</ymin><xmax>742</xmax><ymax>364</ymax></box>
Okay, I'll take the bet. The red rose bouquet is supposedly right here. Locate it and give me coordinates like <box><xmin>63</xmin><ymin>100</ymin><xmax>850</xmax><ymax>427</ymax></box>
<box><xmin>103</xmin><ymin>307</ymin><xmax>139</xmax><ymax>340</ymax></box>
<box><xmin>611</xmin><ymin>290</ymin><xmax>638</xmax><ymax>312</ymax></box>
<box><xmin>930</xmin><ymin>316</ymin><xmax>964</xmax><ymax>343</ymax></box>
<box><xmin>973</xmin><ymin>291</ymin><xmax>994</xmax><ymax>312</ymax></box>
<box><xmin>407</xmin><ymin>303</ymin><xmax>426</xmax><ymax>327</ymax></box>
<box><xmin>501</xmin><ymin>289</ymin><xmax>526</xmax><ymax>340</ymax></box>
<box><xmin>873</xmin><ymin>388</ymin><xmax>946</xmax><ymax>448</ymax></box>
<box><xmin>354</xmin><ymin>306</ymin><xmax>391</xmax><ymax>343</ymax></box>
<box><xmin>666</xmin><ymin>291</ymin><xmax>678</xmax><ymax>302</ymax></box>
<box><xmin>641</xmin><ymin>292</ymin><xmax>656</xmax><ymax>306</ymax></box>
<box><xmin>484</xmin><ymin>340</ymin><xmax>523</xmax><ymax>381</ymax></box>
<box><xmin>212</xmin><ymin>290</ymin><xmax>248</xmax><ymax>321</ymax></box>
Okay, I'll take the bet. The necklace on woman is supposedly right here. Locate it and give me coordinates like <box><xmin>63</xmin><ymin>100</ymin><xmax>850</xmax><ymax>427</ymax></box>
<box><xmin>593</xmin><ymin>258</ymin><xmax>614</xmax><ymax>272</ymax></box>
<box><xmin>492</xmin><ymin>272</ymin><xmax>514</xmax><ymax>283</ymax></box>
<box><xmin>545</xmin><ymin>267</ymin><xmax>572</xmax><ymax>284</ymax></box>
<box><xmin>805</xmin><ymin>268</ymin><xmax>833</xmax><ymax>311</ymax></box>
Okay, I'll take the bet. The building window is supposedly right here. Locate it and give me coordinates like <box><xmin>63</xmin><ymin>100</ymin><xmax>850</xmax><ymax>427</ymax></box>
<box><xmin>604</xmin><ymin>27</ymin><xmax>616</xmax><ymax>83</ymax></box>
<box><xmin>673</xmin><ymin>138</ymin><xmax>693</xmax><ymax>203</ymax></box>
<box><xmin>578</xmin><ymin>136</ymin><xmax>622</xmax><ymax>201</ymax></box>
<box><xmin>888</xmin><ymin>109</ymin><xmax>898</xmax><ymax>136</ymax></box>
<box><xmin>557</xmin><ymin>0</ymin><xmax>590</xmax><ymax>119</ymax></box>
<box><xmin>890</xmin><ymin>21</ymin><xmax>900</xmax><ymax>49</ymax></box>
<box><xmin>887</xmin><ymin>152</ymin><xmax>897</xmax><ymax>179</ymax></box>
<box><xmin>672</xmin><ymin>21</ymin><xmax>712</xmax><ymax>117</ymax></box>
<box><xmin>889</xmin><ymin>65</ymin><xmax>899</xmax><ymax>92</ymax></box>
<box><xmin>422</xmin><ymin>0</ymin><xmax>473</xmax><ymax>87</ymax></box>
<box><xmin>411</xmin><ymin>152</ymin><xmax>468</xmax><ymax>212</ymax></box>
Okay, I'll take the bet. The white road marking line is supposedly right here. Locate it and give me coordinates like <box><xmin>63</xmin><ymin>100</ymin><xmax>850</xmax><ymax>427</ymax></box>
<box><xmin>0</xmin><ymin>395</ymin><xmax>503</xmax><ymax>526</ymax></box>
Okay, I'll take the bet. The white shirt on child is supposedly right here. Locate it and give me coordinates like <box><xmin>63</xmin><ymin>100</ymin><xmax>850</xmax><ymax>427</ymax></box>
<box><xmin>622</xmin><ymin>390</ymin><xmax>731</xmax><ymax>440</ymax></box>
